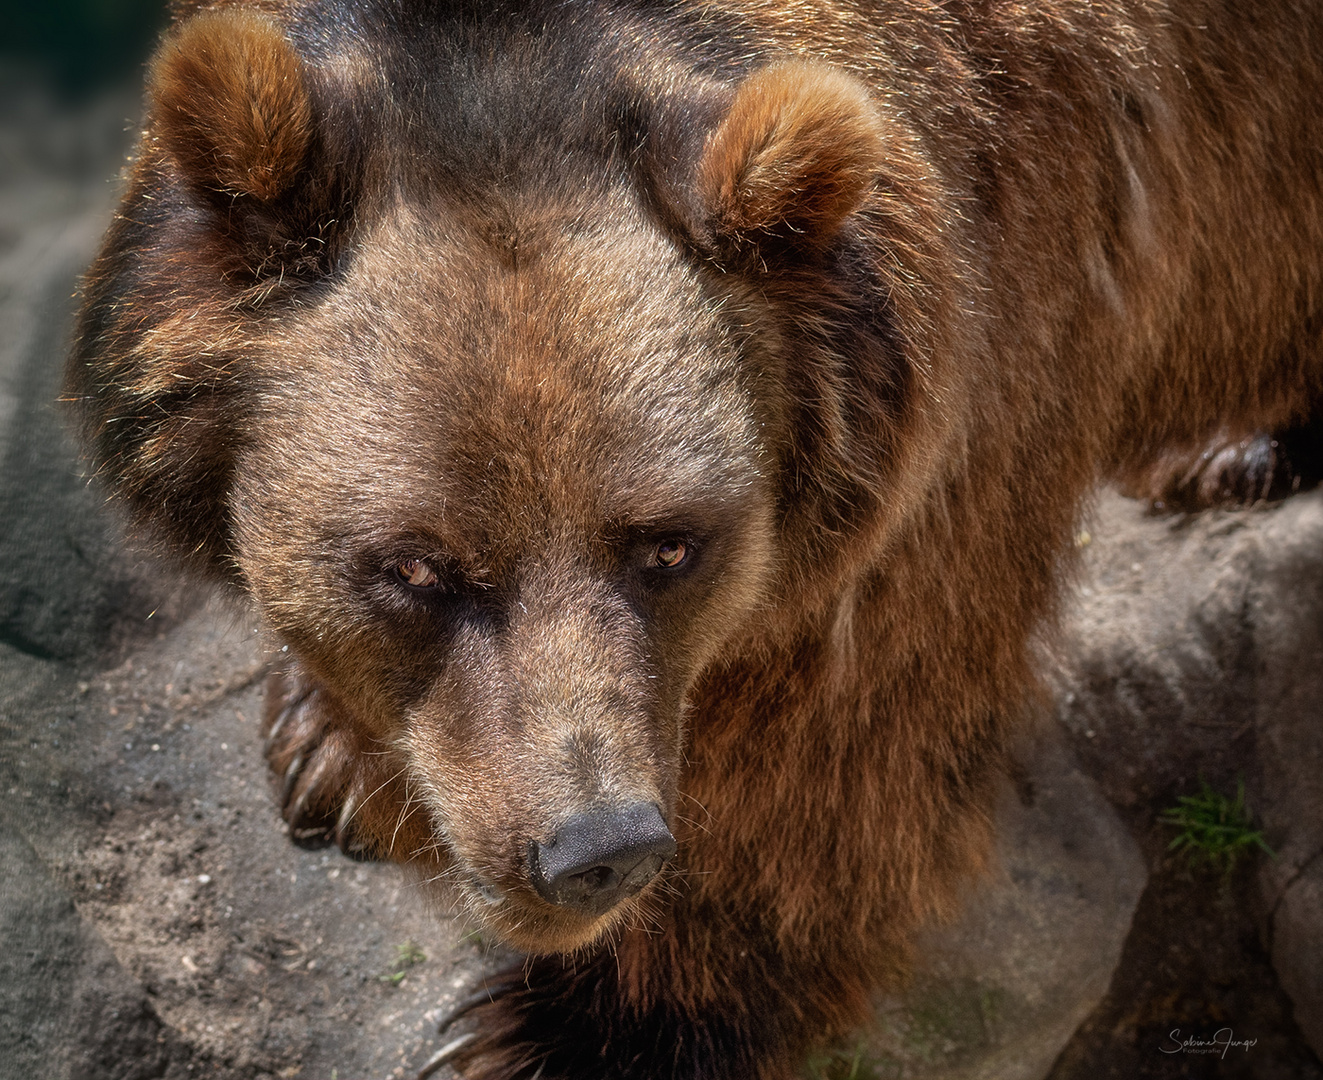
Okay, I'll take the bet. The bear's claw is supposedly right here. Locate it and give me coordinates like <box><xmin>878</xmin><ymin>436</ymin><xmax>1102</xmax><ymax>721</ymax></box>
<box><xmin>434</xmin><ymin>955</ymin><xmax>803</xmax><ymax>1080</ymax></box>
<box><xmin>1124</xmin><ymin>420</ymin><xmax>1323</xmax><ymax>512</ymax></box>
<box><xmin>415</xmin><ymin>1033</ymin><xmax>477</xmax><ymax>1080</ymax></box>
<box><xmin>261</xmin><ymin>666</ymin><xmax>427</xmax><ymax>862</ymax></box>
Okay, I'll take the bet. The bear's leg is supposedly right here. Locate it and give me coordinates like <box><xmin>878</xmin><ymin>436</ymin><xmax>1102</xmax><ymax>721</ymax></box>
<box><xmin>262</xmin><ymin>665</ymin><xmax>433</xmax><ymax>862</ymax></box>
<box><xmin>1120</xmin><ymin>415</ymin><xmax>1323</xmax><ymax>512</ymax></box>
<box><xmin>437</xmin><ymin>917</ymin><xmax>868</xmax><ymax>1080</ymax></box>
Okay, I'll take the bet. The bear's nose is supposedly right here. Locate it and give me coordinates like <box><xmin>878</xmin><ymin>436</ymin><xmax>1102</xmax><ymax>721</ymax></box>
<box><xmin>530</xmin><ymin>802</ymin><xmax>676</xmax><ymax>916</ymax></box>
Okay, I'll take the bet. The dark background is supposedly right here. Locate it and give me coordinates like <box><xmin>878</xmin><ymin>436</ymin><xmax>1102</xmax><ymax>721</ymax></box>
<box><xmin>3</xmin><ymin>0</ymin><xmax>167</xmax><ymax>96</ymax></box>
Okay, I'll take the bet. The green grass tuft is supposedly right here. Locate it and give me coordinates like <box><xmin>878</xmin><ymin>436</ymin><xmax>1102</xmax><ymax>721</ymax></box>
<box><xmin>1159</xmin><ymin>778</ymin><xmax>1273</xmax><ymax>878</ymax></box>
<box><xmin>377</xmin><ymin>939</ymin><xmax>427</xmax><ymax>985</ymax></box>
<box><xmin>805</xmin><ymin>1040</ymin><xmax>880</xmax><ymax>1080</ymax></box>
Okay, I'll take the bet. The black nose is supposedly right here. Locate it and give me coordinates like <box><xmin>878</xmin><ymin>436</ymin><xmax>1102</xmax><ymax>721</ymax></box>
<box><xmin>530</xmin><ymin>802</ymin><xmax>676</xmax><ymax>915</ymax></box>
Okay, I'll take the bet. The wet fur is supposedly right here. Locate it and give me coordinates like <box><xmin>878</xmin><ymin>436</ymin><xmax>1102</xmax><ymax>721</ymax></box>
<box><xmin>68</xmin><ymin>1</ymin><xmax>1323</xmax><ymax>1076</ymax></box>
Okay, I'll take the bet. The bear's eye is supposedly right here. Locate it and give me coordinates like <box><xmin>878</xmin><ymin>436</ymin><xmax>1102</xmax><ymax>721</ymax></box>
<box><xmin>651</xmin><ymin>540</ymin><xmax>688</xmax><ymax>569</ymax></box>
<box><xmin>395</xmin><ymin>558</ymin><xmax>440</xmax><ymax>589</ymax></box>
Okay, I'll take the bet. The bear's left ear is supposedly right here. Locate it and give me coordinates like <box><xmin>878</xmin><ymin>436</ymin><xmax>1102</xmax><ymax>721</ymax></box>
<box><xmin>694</xmin><ymin>61</ymin><xmax>888</xmax><ymax>258</ymax></box>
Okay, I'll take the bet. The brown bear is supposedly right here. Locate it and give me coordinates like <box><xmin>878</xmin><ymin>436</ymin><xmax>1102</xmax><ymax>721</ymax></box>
<box><xmin>67</xmin><ymin>1</ymin><xmax>1323</xmax><ymax>1077</ymax></box>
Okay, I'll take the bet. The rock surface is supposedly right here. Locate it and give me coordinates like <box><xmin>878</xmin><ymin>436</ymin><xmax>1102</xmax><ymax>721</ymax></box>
<box><xmin>1275</xmin><ymin>861</ymin><xmax>1323</xmax><ymax>1057</ymax></box>
<box><xmin>1052</xmin><ymin>489</ymin><xmax>1323</xmax><ymax>1072</ymax></box>
<box><xmin>1250</xmin><ymin>500</ymin><xmax>1323</xmax><ymax>1060</ymax></box>
<box><xmin>0</xmin><ymin>823</ymin><xmax>177</xmax><ymax>1080</ymax></box>
<box><xmin>857</xmin><ymin>724</ymin><xmax>1146</xmax><ymax>1080</ymax></box>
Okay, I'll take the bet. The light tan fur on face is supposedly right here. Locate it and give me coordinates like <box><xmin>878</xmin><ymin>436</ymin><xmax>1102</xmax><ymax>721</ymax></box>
<box><xmin>230</xmin><ymin>195</ymin><xmax>779</xmax><ymax>951</ymax></box>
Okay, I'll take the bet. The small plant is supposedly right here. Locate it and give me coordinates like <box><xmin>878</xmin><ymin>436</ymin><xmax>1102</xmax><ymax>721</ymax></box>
<box><xmin>378</xmin><ymin>940</ymin><xmax>427</xmax><ymax>985</ymax></box>
<box><xmin>1159</xmin><ymin>778</ymin><xmax>1273</xmax><ymax>877</ymax></box>
<box><xmin>804</xmin><ymin>1040</ymin><xmax>874</xmax><ymax>1080</ymax></box>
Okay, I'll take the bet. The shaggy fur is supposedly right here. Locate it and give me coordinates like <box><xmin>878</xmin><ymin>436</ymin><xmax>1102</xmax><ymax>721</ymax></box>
<box><xmin>67</xmin><ymin>1</ymin><xmax>1323</xmax><ymax>1077</ymax></box>
<box><xmin>151</xmin><ymin>9</ymin><xmax>312</xmax><ymax>203</ymax></box>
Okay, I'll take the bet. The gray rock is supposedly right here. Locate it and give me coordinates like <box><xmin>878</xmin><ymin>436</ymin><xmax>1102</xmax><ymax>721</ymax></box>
<box><xmin>1054</xmin><ymin>489</ymin><xmax>1323</xmax><ymax>1064</ymax></box>
<box><xmin>0</xmin><ymin>821</ymin><xmax>177</xmax><ymax>1080</ymax></box>
<box><xmin>1251</xmin><ymin>496</ymin><xmax>1323</xmax><ymax>1060</ymax></box>
<box><xmin>1274</xmin><ymin>860</ymin><xmax>1323</xmax><ymax>1056</ymax></box>
<box><xmin>857</xmin><ymin>723</ymin><xmax>1147</xmax><ymax>1080</ymax></box>
<box><xmin>1051</xmin><ymin>493</ymin><xmax>1264</xmax><ymax>814</ymax></box>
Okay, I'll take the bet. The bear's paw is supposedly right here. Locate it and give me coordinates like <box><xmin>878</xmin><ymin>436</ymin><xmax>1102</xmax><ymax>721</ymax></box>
<box><xmin>262</xmin><ymin>666</ymin><xmax>432</xmax><ymax>863</ymax></box>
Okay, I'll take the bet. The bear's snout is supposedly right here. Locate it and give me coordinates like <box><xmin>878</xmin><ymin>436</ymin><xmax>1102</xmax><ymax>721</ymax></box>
<box><xmin>530</xmin><ymin>803</ymin><xmax>676</xmax><ymax>916</ymax></box>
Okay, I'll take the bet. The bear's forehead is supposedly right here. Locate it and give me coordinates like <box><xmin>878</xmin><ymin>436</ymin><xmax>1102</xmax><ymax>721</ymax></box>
<box><xmin>251</xmin><ymin>196</ymin><xmax>772</xmax><ymax>550</ymax></box>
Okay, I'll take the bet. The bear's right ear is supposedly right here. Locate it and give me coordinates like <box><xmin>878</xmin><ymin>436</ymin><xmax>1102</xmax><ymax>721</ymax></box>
<box><xmin>67</xmin><ymin>9</ymin><xmax>357</xmax><ymax>585</ymax></box>
<box><xmin>148</xmin><ymin>8</ymin><xmax>349</xmax><ymax>280</ymax></box>
<box><xmin>693</xmin><ymin>61</ymin><xmax>889</xmax><ymax>261</ymax></box>
<box><xmin>150</xmin><ymin>9</ymin><xmax>310</xmax><ymax>203</ymax></box>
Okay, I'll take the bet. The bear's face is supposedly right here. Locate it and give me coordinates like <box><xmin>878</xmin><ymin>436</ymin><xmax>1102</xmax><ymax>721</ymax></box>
<box><xmin>71</xmin><ymin>7</ymin><xmax>916</xmax><ymax>951</ymax></box>
<box><xmin>232</xmin><ymin>196</ymin><xmax>779</xmax><ymax>947</ymax></box>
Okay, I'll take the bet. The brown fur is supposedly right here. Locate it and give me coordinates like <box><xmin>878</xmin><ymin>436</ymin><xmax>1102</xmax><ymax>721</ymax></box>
<box><xmin>150</xmin><ymin>8</ymin><xmax>311</xmax><ymax>202</ymax></box>
<box><xmin>67</xmin><ymin>2</ymin><xmax>1323</xmax><ymax>1077</ymax></box>
<box><xmin>696</xmin><ymin>60</ymin><xmax>891</xmax><ymax>252</ymax></box>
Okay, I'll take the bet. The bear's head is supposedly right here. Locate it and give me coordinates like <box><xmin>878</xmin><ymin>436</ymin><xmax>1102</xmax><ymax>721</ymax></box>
<box><xmin>69</xmin><ymin>6</ymin><xmax>948</xmax><ymax>951</ymax></box>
